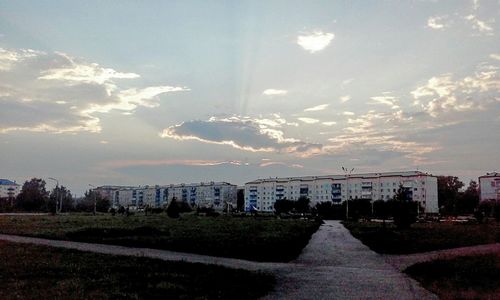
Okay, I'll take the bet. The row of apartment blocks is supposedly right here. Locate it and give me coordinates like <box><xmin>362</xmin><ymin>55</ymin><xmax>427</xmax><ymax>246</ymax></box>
<box><xmin>95</xmin><ymin>182</ymin><xmax>237</xmax><ymax>210</ymax></box>
<box><xmin>244</xmin><ymin>171</ymin><xmax>440</xmax><ymax>213</ymax></box>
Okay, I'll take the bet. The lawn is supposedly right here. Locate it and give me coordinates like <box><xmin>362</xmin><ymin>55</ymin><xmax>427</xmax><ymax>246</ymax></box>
<box><xmin>0</xmin><ymin>240</ymin><xmax>274</xmax><ymax>299</ymax></box>
<box><xmin>405</xmin><ymin>253</ymin><xmax>500</xmax><ymax>299</ymax></box>
<box><xmin>343</xmin><ymin>221</ymin><xmax>500</xmax><ymax>254</ymax></box>
<box><xmin>0</xmin><ymin>213</ymin><xmax>321</xmax><ymax>262</ymax></box>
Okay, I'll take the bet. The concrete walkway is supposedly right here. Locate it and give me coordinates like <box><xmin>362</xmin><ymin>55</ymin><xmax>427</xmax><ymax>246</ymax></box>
<box><xmin>0</xmin><ymin>221</ymin><xmax>437</xmax><ymax>299</ymax></box>
<box><xmin>385</xmin><ymin>242</ymin><xmax>500</xmax><ymax>271</ymax></box>
<box><xmin>262</xmin><ymin>221</ymin><xmax>436</xmax><ymax>299</ymax></box>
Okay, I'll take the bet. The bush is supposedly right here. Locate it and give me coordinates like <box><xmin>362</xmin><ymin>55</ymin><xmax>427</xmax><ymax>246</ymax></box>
<box><xmin>166</xmin><ymin>200</ymin><xmax>180</xmax><ymax>218</ymax></box>
<box><xmin>274</xmin><ymin>199</ymin><xmax>295</xmax><ymax>214</ymax></box>
<box><xmin>390</xmin><ymin>200</ymin><xmax>418</xmax><ymax>229</ymax></box>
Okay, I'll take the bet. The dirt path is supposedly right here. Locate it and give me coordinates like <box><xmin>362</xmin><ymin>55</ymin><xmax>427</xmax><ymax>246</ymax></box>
<box><xmin>0</xmin><ymin>221</ymin><xmax>437</xmax><ymax>299</ymax></box>
<box><xmin>385</xmin><ymin>243</ymin><xmax>500</xmax><ymax>271</ymax></box>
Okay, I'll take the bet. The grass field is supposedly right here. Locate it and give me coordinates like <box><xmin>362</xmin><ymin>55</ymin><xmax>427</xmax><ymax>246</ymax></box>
<box><xmin>343</xmin><ymin>221</ymin><xmax>500</xmax><ymax>254</ymax></box>
<box><xmin>0</xmin><ymin>213</ymin><xmax>321</xmax><ymax>262</ymax></box>
<box><xmin>0</xmin><ymin>240</ymin><xmax>274</xmax><ymax>299</ymax></box>
<box><xmin>405</xmin><ymin>253</ymin><xmax>500</xmax><ymax>299</ymax></box>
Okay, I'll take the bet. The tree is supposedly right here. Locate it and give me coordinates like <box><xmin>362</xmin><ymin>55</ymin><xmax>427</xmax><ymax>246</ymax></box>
<box><xmin>15</xmin><ymin>178</ymin><xmax>49</xmax><ymax>211</ymax></box>
<box><xmin>166</xmin><ymin>197</ymin><xmax>180</xmax><ymax>218</ymax></box>
<box><xmin>76</xmin><ymin>190</ymin><xmax>110</xmax><ymax>213</ymax></box>
<box><xmin>456</xmin><ymin>180</ymin><xmax>479</xmax><ymax>214</ymax></box>
<box><xmin>236</xmin><ymin>189</ymin><xmax>244</xmax><ymax>211</ymax></box>
<box><xmin>437</xmin><ymin>176</ymin><xmax>464</xmax><ymax>215</ymax></box>
<box><xmin>274</xmin><ymin>199</ymin><xmax>295</xmax><ymax>214</ymax></box>
<box><xmin>48</xmin><ymin>185</ymin><xmax>74</xmax><ymax>213</ymax></box>
<box><xmin>295</xmin><ymin>196</ymin><xmax>310</xmax><ymax>214</ymax></box>
<box><xmin>390</xmin><ymin>184</ymin><xmax>418</xmax><ymax>229</ymax></box>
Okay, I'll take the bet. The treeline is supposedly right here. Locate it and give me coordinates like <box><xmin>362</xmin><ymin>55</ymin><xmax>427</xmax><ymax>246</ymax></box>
<box><xmin>0</xmin><ymin>178</ymin><xmax>110</xmax><ymax>213</ymax></box>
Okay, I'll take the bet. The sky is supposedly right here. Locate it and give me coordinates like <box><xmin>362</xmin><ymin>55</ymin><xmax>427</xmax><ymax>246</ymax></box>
<box><xmin>0</xmin><ymin>0</ymin><xmax>499</xmax><ymax>195</ymax></box>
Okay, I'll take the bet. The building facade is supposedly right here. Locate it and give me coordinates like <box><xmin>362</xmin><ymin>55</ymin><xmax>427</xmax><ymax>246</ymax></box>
<box><xmin>479</xmin><ymin>172</ymin><xmax>500</xmax><ymax>202</ymax></box>
<box><xmin>96</xmin><ymin>182</ymin><xmax>237</xmax><ymax>210</ymax></box>
<box><xmin>0</xmin><ymin>179</ymin><xmax>20</xmax><ymax>199</ymax></box>
<box><xmin>244</xmin><ymin>171</ymin><xmax>438</xmax><ymax>213</ymax></box>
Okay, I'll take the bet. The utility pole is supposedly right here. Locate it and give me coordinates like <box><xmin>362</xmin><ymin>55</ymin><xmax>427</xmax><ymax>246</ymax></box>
<box><xmin>342</xmin><ymin>167</ymin><xmax>354</xmax><ymax>220</ymax></box>
<box><xmin>48</xmin><ymin>177</ymin><xmax>60</xmax><ymax>214</ymax></box>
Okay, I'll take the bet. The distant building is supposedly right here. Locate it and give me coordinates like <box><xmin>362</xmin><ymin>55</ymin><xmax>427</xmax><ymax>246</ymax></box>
<box><xmin>95</xmin><ymin>182</ymin><xmax>237</xmax><ymax>210</ymax></box>
<box><xmin>479</xmin><ymin>172</ymin><xmax>500</xmax><ymax>202</ymax></box>
<box><xmin>244</xmin><ymin>171</ymin><xmax>438</xmax><ymax>213</ymax></box>
<box><xmin>0</xmin><ymin>179</ymin><xmax>20</xmax><ymax>200</ymax></box>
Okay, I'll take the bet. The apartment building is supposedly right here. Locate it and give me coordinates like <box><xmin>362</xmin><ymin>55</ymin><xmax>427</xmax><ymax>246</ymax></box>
<box><xmin>479</xmin><ymin>172</ymin><xmax>500</xmax><ymax>201</ymax></box>
<box><xmin>244</xmin><ymin>171</ymin><xmax>438</xmax><ymax>213</ymax></box>
<box><xmin>0</xmin><ymin>179</ymin><xmax>20</xmax><ymax>199</ymax></box>
<box><xmin>97</xmin><ymin>182</ymin><xmax>237</xmax><ymax>210</ymax></box>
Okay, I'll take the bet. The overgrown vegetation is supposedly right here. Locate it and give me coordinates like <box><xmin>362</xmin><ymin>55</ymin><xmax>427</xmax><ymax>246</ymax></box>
<box><xmin>405</xmin><ymin>254</ymin><xmax>500</xmax><ymax>299</ymax></box>
<box><xmin>344</xmin><ymin>221</ymin><xmax>500</xmax><ymax>254</ymax></box>
<box><xmin>0</xmin><ymin>240</ymin><xmax>274</xmax><ymax>299</ymax></box>
<box><xmin>0</xmin><ymin>214</ymin><xmax>321</xmax><ymax>262</ymax></box>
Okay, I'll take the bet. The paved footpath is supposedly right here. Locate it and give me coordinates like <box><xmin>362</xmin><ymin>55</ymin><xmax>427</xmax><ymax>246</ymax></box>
<box><xmin>0</xmin><ymin>221</ymin><xmax>437</xmax><ymax>300</ymax></box>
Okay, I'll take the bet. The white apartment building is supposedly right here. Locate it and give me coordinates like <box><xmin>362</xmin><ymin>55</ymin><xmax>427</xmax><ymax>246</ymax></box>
<box><xmin>479</xmin><ymin>172</ymin><xmax>500</xmax><ymax>201</ymax></box>
<box><xmin>245</xmin><ymin>171</ymin><xmax>438</xmax><ymax>213</ymax></box>
<box><xmin>98</xmin><ymin>182</ymin><xmax>237</xmax><ymax>210</ymax></box>
<box><xmin>0</xmin><ymin>179</ymin><xmax>20</xmax><ymax>199</ymax></box>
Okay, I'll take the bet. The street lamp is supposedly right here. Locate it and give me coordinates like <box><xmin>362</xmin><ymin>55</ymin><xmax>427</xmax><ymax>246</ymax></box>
<box><xmin>48</xmin><ymin>177</ymin><xmax>62</xmax><ymax>214</ymax></box>
<box><xmin>89</xmin><ymin>184</ymin><xmax>96</xmax><ymax>215</ymax></box>
<box><xmin>342</xmin><ymin>167</ymin><xmax>355</xmax><ymax>220</ymax></box>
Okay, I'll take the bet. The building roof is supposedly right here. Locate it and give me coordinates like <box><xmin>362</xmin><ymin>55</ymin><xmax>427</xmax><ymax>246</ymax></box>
<box><xmin>245</xmin><ymin>171</ymin><xmax>434</xmax><ymax>184</ymax></box>
<box><xmin>479</xmin><ymin>172</ymin><xmax>500</xmax><ymax>179</ymax></box>
<box><xmin>0</xmin><ymin>179</ymin><xmax>18</xmax><ymax>186</ymax></box>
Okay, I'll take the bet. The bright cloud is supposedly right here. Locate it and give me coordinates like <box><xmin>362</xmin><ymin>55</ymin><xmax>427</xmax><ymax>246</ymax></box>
<box><xmin>465</xmin><ymin>14</ymin><xmax>494</xmax><ymax>35</ymax></box>
<box><xmin>296</xmin><ymin>31</ymin><xmax>335</xmax><ymax>53</ymax></box>
<box><xmin>411</xmin><ymin>64</ymin><xmax>500</xmax><ymax>117</ymax></box>
<box><xmin>297</xmin><ymin>117</ymin><xmax>320</xmax><ymax>124</ymax></box>
<box><xmin>160</xmin><ymin>115</ymin><xmax>322</xmax><ymax>157</ymax></box>
<box><xmin>490</xmin><ymin>54</ymin><xmax>500</xmax><ymax>61</ymax></box>
<box><xmin>369</xmin><ymin>92</ymin><xmax>400</xmax><ymax>110</ymax></box>
<box><xmin>340</xmin><ymin>95</ymin><xmax>351</xmax><ymax>103</ymax></box>
<box><xmin>342</xmin><ymin>111</ymin><xmax>355</xmax><ymax>116</ymax></box>
<box><xmin>427</xmin><ymin>15</ymin><xmax>450</xmax><ymax>30</ymax></box>
<box><xmin>304</xmin><ymin>104</ymin><xmax>329</xmax><ymax>112</ymax></box>
<box><xmin>262</xmin><ymin>89</ymin><xmax>287</xmax><ymax>96</ymax></box>
<box><xmin>0</xmin><ymin>48</ymin><xmax>189</xmax><ymax>134</ymax></box>
<box><xmin>322</xmin><ymin>121</ymin><xmax>337</xmax><ymax>126</ymax></box>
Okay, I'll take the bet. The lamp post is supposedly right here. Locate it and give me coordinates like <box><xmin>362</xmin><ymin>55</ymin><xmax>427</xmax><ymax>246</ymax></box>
<box><xmin>342</xmin><ymin>167</ymin><xmax>354</xmax><ymax>220</ymax></box>
<box><xmin>89</xmin><ymin>184</ymin><xmax>96</xmax><ymax>215</ymax></box>
<box><xmin>48</xmin><ymin>177</ymin><xmax>61</xmax><ymax>214</ymax></box>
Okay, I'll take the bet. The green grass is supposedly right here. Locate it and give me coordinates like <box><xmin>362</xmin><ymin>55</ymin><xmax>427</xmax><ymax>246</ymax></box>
<box><xmin>405</xmin><ymin>253</ymin><xmax>500</xmax><ymax>299</ymax></box>
<box><xmin>0</xmin><ymin>213</ymin><xmax>321</xmax><ymax>262</ymax></box>
<box><xmin>343</xmin><ymin>221</ymin><xmax>500</xmax><ymax>254</ymax></box>
<box><xmin>0</xmin><ymin>240</ymin><xmax>274</xmax><ymax>299</ymax></box>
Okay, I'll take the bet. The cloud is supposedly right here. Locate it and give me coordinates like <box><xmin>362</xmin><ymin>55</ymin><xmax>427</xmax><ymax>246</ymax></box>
<box><xmin>342</xmin><ymin>111</ymin><xmax>355</xmax><ymax>116</ymax></box>
<box><xmin>340</xmin><ymin>95</ymin><xmax>351</xmax><ymax>103</ymax></box>
<box><xmin>304</xmin><ymin>104</ymin><xmax>329</xmax><ymax>112</ymax></box>
<box><xmin>296</xmin><ymin>31</ymin><xmax>334</xmax><ymax>53</ymax></box>
<box><xmin>102</xmin><ymin>159</ymin><xmax>243</xmax><ymax>169</ymax></box>
<box><xmin>262</xmin><ymin>89</ymin><xmax>287</xmax><ymax>96</ymax></box>
<box><xmin>411</xmin><ymin>64</ymin><xmax>500</xmax><ymax>117</ymax></box>
<box><xmin>427</xmin><ymin>16</ymin><xmax>450</xmax><ymax>30</ymax></box>
<box><xmin>322</xmin><ymin>121</ymin><xmax>337</xmax><ymax>126</ymax></box>
<box><xmin>297</xmin><ymin>117</ymin><xmax>320</xmax><ymax>124</ymax></box>
<box><xmin>369</xmin><ymin>92</ymin><xmax>400</xmax><ymax>109</ymax></box>
<box><xmin>490</xmin><ymin>54</ymin><xmax>500</xmax><ymax>61</ymax></box>
<box><xmin>464</xmin><ymin>14</ymin><xmax>494</xmax><ymax>35</ymax></box>
<box><xmin>160</xmin><ymin>115</ymin><xmax>322</xmax><ymax>157</ymax></box>
<box><xmin>323</xmin><ymin>110</ymin><xmax>437</xmax><ymax>164</ymax></box>
<box><xmin>0</xmin><ymin>48</ymin><xmax>188</xmax><ymax>134</ymax></box>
